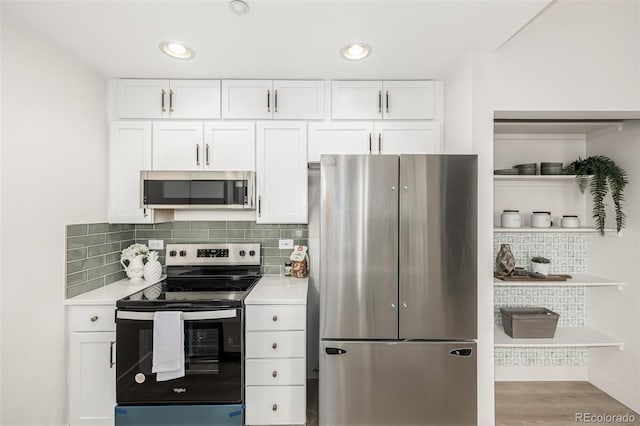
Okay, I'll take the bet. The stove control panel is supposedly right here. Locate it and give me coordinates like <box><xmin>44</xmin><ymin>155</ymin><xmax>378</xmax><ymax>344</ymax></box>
<box><xmin>166</xmin><ymin>243</ymin><xmax>261</xmax><ymax>266</ymax></box>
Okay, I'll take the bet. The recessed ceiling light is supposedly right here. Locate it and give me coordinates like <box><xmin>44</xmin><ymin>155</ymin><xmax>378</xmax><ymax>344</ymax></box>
<box><xmin>230</xmin><ymin>0</ymin><xmax>250</xmax><ymax>15</ymax></box>
<box><xmin>159</xmin><ymin>41</ymin><xmax>195</xmax><ymax>60</ymax></box>
<box><xmin>341</xmin><ymin>42</ymin><xmax>371</xmax><ymax>61</ymax></box>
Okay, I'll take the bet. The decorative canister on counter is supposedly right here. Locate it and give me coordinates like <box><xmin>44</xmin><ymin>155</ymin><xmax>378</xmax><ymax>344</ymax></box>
<box><xmin>500</xmin><ymin>210</ymin><xmax>522</xmax><ymax>228</ymax></box>
<box><xmin>289</xmin><ymin>245</ymin><xmax>309</xmax><ymax>278</ymax></box>
<box><xmin>561</xmin><ymin>215</ymin><xmax>580</xmax><ymax>228</ymax></box>
<box><xmin>531</xmin><ymin>211</ymin><xmax>552</xmax><ymax>228</ymax></box>
<box><xmin>495</xmin><ymin>244</ymin><xmax>516</xmax><ymax>278</ymax></box>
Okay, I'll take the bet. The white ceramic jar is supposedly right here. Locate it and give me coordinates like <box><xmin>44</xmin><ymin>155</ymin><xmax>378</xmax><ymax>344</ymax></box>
<box><xmin>500</xmin><ymin>210</ymin><xmax>522</xmax><ymax>228</ymax></box>
<box><xmin>531</xmin><ymin>211</ymin><xmax>552</xmax><ymax>228</ymax></box>
<box><xmin>561</xmin><ymin>215</ymin><xmax>580</xmax><ymax>228</ymax></box>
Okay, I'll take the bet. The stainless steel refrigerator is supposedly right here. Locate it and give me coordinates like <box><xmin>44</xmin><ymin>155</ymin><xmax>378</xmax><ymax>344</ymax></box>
<box><xmin>319</xmin><ymin>154</ymin><xmax>477</xmax><ymax>426</ymax></box>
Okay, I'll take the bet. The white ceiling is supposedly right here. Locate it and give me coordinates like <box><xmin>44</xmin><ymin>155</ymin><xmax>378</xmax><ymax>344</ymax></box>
<box><xmin>3</xmin><ymin>0</ymin><xmax>553</xmax><ymax>79</ymax></box>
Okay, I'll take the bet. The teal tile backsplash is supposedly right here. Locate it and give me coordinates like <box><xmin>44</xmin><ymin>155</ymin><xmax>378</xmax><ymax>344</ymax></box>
<box><xmin>66</xmin><ymin>221</ymin><xmax>308</xmax><ymax>298</ymax></box>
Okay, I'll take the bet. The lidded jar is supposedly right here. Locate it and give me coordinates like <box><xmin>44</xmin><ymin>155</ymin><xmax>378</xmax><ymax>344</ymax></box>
<box><xmin>500</xmin><ymin>210</ymin><xmax>522</xmax><ymax>228</ymax></box>
<box><xmin>561</xmin><ymin>215</ymin><xmax>580</xmax><ymax>228</ymax></box>
<box><xmin>531</xmin><ymin>211</ymin><xmax>552</xmax><ymax>228</ymax></box>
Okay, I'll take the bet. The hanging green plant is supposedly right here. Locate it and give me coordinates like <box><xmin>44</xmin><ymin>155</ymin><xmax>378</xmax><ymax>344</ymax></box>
<box><xmin>563</xmin><ymin>156</ymin><xmax>628</xmax><ymax>235</ymax></box>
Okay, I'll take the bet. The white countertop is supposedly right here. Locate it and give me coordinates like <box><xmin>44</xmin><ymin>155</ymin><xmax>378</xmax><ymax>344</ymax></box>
<box><xmin>244</xmin><ymin>275</ymin><xmax>309</xmax><ymax>305</ymax></box>
<box><xmin>65</xmin><ymin>275</ymin><xmax>165</xmax><ymax>306</ymax></box>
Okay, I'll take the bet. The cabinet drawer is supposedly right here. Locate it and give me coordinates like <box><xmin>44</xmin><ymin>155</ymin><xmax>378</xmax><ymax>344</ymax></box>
<box><xmin>246</xmin><ymin>358</ymin><xmax>306</xmax><ymax>386</ymax></box>
<box><xmin>246</xmin><ymin>331</ymin><xmax>305</xmax><ymax>359</ymax></box>
<box><xmin>68</xmin><ymin>306</ymin><xmax>116</xmax><ymax>332</ymax></box>
<box><xmin>245</xmin><ymin>386</ymin><xmax>306</xmax><ymax>425</ymax></box>
<box><xmin>246</xmin><ymin>305</ymin><xmax>306</xmax><ymax>331</ymax></box>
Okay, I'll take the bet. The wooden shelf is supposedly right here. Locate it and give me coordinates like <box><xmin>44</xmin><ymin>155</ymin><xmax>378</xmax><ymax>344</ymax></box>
<box><xmin>494</xmin><ymin>175</ymin><xmax>580</xmax><ymax>182</ymax></box>
<box><xmin>494</xmin><ymin>226</ymin><xmax>618</xmax><ymax>234</ymax></box>
<box><xmin>494</xmin><ymin>273</ymin><xmax>624</xmax><ymax>289</ymax></box>
<box><xmin>495</xmin><ymin>326</ymin><xmax>624</xmax><ymax>349</ymax></box>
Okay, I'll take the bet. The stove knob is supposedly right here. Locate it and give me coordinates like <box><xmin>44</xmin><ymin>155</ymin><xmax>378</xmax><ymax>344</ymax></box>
<box><xmin>249</xmin><ymin>250</ymin><xmax>256</xmax><ymax>257</ymax></box>
<box><xmin>169</xmin><ymin>250</ymin><xmax>177</xmax><ymax>257</ymax></box>
<box><xmin>179</xmin><ymin>250</ymin><xmax>187</xmax><ymax>257</ymax></box>
<box><xmin>239</xmin><ymin>250</ymin><xmax>246</xmax><ymax>257</ymax></box>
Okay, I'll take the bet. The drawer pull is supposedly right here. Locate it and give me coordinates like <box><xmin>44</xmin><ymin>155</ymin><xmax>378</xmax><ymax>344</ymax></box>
<box><xmin>272</xmin><ymin>404</ymin><xmax>278</xmax><ymax>411</ymax></box>
<box><xmin>90</xmin><ymin>316</ymin><xmax>98</xmax><ymax>322</ymax></box>
<box><xmin>272</xmin><ymin>370</ymin><xmax>278</xmax><ymax>378</ymax></box>
<box><xmin>272</xmin><ymin>343</ymin><xmax>278</xmax><ymax>350</ymax></box>
<box><xmin>272</xmin><ymin>315</ymin><xmax>278</xmax><ymax>322</ymax></box>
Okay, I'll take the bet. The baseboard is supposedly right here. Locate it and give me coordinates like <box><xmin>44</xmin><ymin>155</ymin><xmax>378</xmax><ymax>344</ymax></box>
<box><xmin>589</xmin><ymin>369</ymin><xmax>640</xmax><ymax>413</ymax></box>
<box><xmin>495</xmin><ymin>366</ymin><xmax>587</xmax><ymax>381</ymax></box>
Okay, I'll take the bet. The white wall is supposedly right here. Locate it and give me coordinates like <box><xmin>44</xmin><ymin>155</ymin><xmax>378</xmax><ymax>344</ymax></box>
<box><xmin>585</xmin><ymin>121</ymin><xmax>640</xmax><ymax>413</ymax></box>
<box><xmin>1</xmin><ymin>11</ymin><xmax>107</xmax><ymax>425</ymax></box>
<box><xmin>443</xmin><ymin>54</ymin><xmax>473</xmax><ymax>154</ymax></box>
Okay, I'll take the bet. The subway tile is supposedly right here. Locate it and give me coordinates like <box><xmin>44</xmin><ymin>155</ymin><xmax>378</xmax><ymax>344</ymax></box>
<box><xmin>262</xmin><ymin>248</ymin><xmax>281</xmax><ymax>256</ymax></box>
<box><xmin>261</xmin><ymin>239</ymin><xmax>280</xmax><ymax>247</ymax></box>
<box><xmin>227</xmin><ymin>239</ymin><xmax>261</xmax><ymax>244</ymax></box>
<box><xmin>191</xmin><ymin>221</ymin><xmax>227</xmax><ymax>229</ymax></box>
<box><xmin>67</xmin><ymin>278</ymin><xmax>105</xmax><ymax>298</ymax></box>
<box><xmin>208</xmin><ymin>229</ymin><xmax>244</xmax><ymax>239</ymax></box>
<box><xmin>135</xmin><ymin>224</ymin><xmax>154</xmax><ymax>230</ymax></box>
<box><xmin>279</xmin><ymin>224</ymin><xmax>298</xmax><ymax>229</ymax></box>
<box><xmin>190</xmin><ymin>238</ymin><xmax>226</xmax><ymax>244</ymax></box>
<box><xmin>87</xmin><ymin>263</ymin><xmax>122</xmax><ymax>280</ymax></box>
<box><xmin>263</xmin><ymin>256</ymin><xmax>289</xmax><ymax>266</ymax></box>
<box><xmin>66</xmin><ymin>224</ymin><xmax>88</xmax><ymax>237</ymax></box>
<box><xmin>262</xmin><ymin>265</ymin><xmax>281</xmax><ymax>275</ymax></box>
<box><xmin>254</xmin><ymin>224</ymin><xmax>280</xmax><ymax>229</ymax></box>
<box><xmin>154</xmin><ymin>222</ymin><xmax>175</xmax><ymax>230</ymax></box>
<box><xmin>106</xmin><ymin>231</ymin><xmax>135</xmax><ymax>243</ymax></box>
<box><xmin>87</xmin><ymin>242</ymin><xmax>121</xmax><ymax>257</ymax></box>
<box><xmin>67</xmin><ymin>271</ymin><xmax>87</xmax><ymax>286</ymax></box>
<box><xmin>121</xmin><ymin>224</ymin><xmax>135</xmax><ymax>230</ymax></box>
<box><xmin>136</xmin><ymin>230</ymin><xmax>172</xmax><ymax>239</ymax></box>
<box><xmin>66</xmin><ymin>255</ymin><xmax>106</xmax><ymax>275</ymax></box>
<box><xmin>108</xmin><ymin>224</ymin><xmax>123</xmax><ymax>232</ymax></box>
<box><xmin>226</xmin><ymin>221</ymin><xmax>256</xmax><ymax>229</ymax></box>
<box><xmin>88</xmin><ymin>223</ymin><xmax>110</xmax><ymax>234</ymax></box>
<box><xmin>105</xmin><ymin>252</ymin><xmax>121</xmax><ymax>264</ymax></box>
<box><xmin>173</xmin><ymin>229</ymin><xmax>209</xmax><ymax>239</ymax></box>
<box><xmin>280</xmin><ymin>229</ymin><xmax>309</xmax><ymax>239</ymax></box>
<box><xmin>67</xmin><ymin>234</ymin><xmax>106</xmax><ymax>249</ymax></box>
<box><xmin>245</xmin><ymin>229</ymin><xmax>280</xmax><ymax>238</ymax></box>
<box><xmin>66</xmin><ymin>248</ymin><xmax>87</xmax><ymax>262</ymax></box>
<box><xmin>120</xmin><ymin>240</ymin><xmax>135</xmax><ymax>250</ymax></box>
<box><xmin>105</xmin><ymin>271</ymin><xmax>127</xmax><ymax>285</ymax></box>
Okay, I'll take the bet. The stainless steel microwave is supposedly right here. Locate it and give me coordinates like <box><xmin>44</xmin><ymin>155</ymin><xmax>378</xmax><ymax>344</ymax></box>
<box><xmin>140</xmin><ymin>171</ymin><xmax>255</xmax><ymax>210</ymax></box>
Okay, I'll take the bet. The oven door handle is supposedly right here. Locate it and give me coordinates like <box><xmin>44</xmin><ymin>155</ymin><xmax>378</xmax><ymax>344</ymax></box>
<box><xmin>116</xmin><ymin>310</ymin><xmax>237</xmax><ymax>321</ymax></box>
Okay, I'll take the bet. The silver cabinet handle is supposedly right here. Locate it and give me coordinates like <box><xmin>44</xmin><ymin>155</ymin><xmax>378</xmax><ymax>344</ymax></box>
<box><xmin>196</xmin><ymin>144</ymin><xmax>200</xmax><ymax>166</ymax></box>
<box><xmin>143</xmin><ymin>208</ymin><xmax>148</xmax><ymax>218</ymax></box>
<box><xmin>272</xmin><ymin>404</ymin><xmax>278</xmax><ymax>411</ymax></box>
<box><xmin>258</xmin><ymin>196</ymin><xmax>262</xmax><ymax>217</ymax></box>
<box><xmin>109</xmin><ymin>341</ymin><xmax>115</xmax><ymax>368</ymax></box>
<box><xmin>272</xmin><ymin>342</ymin><xmax>278</xmax><ymax>349</ymax></box>
<box><xmin>272</xmin><ymin>371</ymin><xmax>278</xmax><ymax>378</ymax></box>
<box><xmin>205</xmin><ymin>144</ymin><xmax>210</xmax><ymax>166</ymax></box>
<box><xmin>90</xmin><ymin>316</ymin><xmax>98</xmax><ymax>322</ymax></box>
<box><xmin>272</xmin><ymin>315</ymin><xmax>278</xmax><ymax>322</ymax></box>
<box><xmin>274</xmin><ymin>90</ymin><xmax>278</xmax><ymax>113</ymax></box>
<box><xmin>378</xmin><ymin>90</ymin><xmax>382</xmax><ymax>113</ymax></box>
<box><xmin>267</xmin><ymin>90</ymin><xmax>271</xmax><ymax>113</ymax></box>
<box><xmin>161</xmin><ymin>89</ymin><xmax>166</xmax><ymax>112</ymax></box>
<box><xmin>378</xmin><ymin>134</ymin><xmax>382</xmax><ymax>153</ymax></box>
<box><xmin>169</xmin><ymin>89</ymin><xmax>174</xmax><ymax>112</ymax></box>
<box><xmin>369</xmin><ymin>133</ymin><xmax>372</xmax><ymax>154</ymax></box>
<box><xmin>386</xmin><ymin>90</ymin><xmax>389</xmax><ymax>113</ymax></box>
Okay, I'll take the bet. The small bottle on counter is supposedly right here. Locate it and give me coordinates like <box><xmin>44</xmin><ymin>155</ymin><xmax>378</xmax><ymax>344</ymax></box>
<box><xmin>284</xmin><ymin>261</ymin><xmax>292</xmax><ymax>276</ymax></box>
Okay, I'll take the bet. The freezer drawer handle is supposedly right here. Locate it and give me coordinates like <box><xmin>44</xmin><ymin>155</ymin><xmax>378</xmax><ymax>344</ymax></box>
<box><xmin>272</xmin><ymin>404</ymin><xmax>278</xmax><ymax>412</ymax></box>
<box><xmin>449</xmin><ymin>348</ymin><xmax>473</xmax><ymax>357</ymax></box>
<box><xmin>325</xmin><ymin>347</ymin><xmax>347</xmax><ymax>355</ymax></box>
<box><xmin>272</xmin><ymin>370</ymin><xmax>278</xmax><ymax>378</ymax></box>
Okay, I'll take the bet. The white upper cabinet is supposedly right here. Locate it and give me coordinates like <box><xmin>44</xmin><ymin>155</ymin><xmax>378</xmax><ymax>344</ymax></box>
<box><xmin>374</xmin><ymin>122</ymin><xmax>442</xmax><ymax>155</ymax></box>
<box><xmin>331</xmin><ymin>80</ymin><xmax>436</xmax><ymax>120</ymax></box>
<box><xmin>203</xmin><ymin>122</ymin><xmax>256</xmax><ymax>171</ymax></box>
<box><xmin>152</xmin><ymin>121</ymin><xmax>204</xmax><ymax>171</ymax></box>
<box><xmin>307</xmin><ymin>122</ymin><xmax>374</xmax><ymax>162</ymax></box>
<box><xmin>116</xmin><ymin>79</ymin><xmax>221</xmax><ymax>119</ymax></box>
<box><xmin>222</xmin><ymin>80</ymin><xmax>324</xmax><ymax>120</ymax></box>
<box><xmin>256</xmin><ymin>122</ymin><xmax>308</xmax><ymax>224</ymax></box>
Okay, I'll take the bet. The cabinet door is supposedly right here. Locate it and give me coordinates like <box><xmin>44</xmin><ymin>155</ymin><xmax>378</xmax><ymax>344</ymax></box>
<box><xmin>272</xmin><ymin>80</ymin><xmax>325</xmax><ymax>120</ymax></box>
<box><xmin>152</xmin><ymin>121</ymin><xmax>204</xmax><ymax>170</ymax></box>
<box><xmin>221</xmin><ymin>80</ymin><xmax>273</xmax><ymax>119</ymax></box>
<box><xmin>374</xmin><ymin>122</ymin><xmax>442</xmax><ymax>155</ymax></box>
<box><xmin>68</xmin><ymin>332</ymin><xmax>116</xmax><ymax>426</ymax></box>
<box><xmin>256</xmin><ymin>122</ymin><xmax>308</xmax><ymax>224</ymax></box>
<box><xmin>331</xmin><ymin>80</ymin><xmax>383</xmax><ymax>120</ymax></box>
<box><xmin>203</xmin><ymin>122</ymin><xmax>256</xmax><ymax>171</ymax></box>
<box><xmin>116</xmin><ymin>79</ymin><xmax>169</xmax><ymax>119</ymax></box>
<box><xmin>109</xmin><ymin>121</ymin><xmax>152</xmax><ymax>224</ymax></box>
<box><xmin>307</xmin><ymin>122</ymin><xmax>374</xmax><ymax>162</ymax></box>
<box><xmin>382</xmin><ymin>80</ymin><xmax>435</xmax><ymax>120</ymax></box>
<box><xmin>168</xmin><ymin>80</ymin><xmax>221</xmax><ymax>119</ymax></box>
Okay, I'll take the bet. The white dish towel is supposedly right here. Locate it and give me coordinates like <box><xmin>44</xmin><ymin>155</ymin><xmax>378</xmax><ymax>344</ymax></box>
<box><xmin>152</xmin><ymin>311</ymin><xmax>185</xmax><ymax>382</ymax></box>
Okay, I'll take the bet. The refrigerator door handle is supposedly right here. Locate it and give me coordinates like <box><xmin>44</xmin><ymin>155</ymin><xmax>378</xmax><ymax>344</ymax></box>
<box><xmin>325</xmin><ymin>347</ymin><xmax>347</xmax><ymax>355</ymax></box>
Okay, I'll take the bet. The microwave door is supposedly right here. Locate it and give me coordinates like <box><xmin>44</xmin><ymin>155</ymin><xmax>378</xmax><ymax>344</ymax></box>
<box><xmin>144</xmin><ymin>180</ymin><xmax>191</xmax><ymax>205</ymax></box>
<box><xmin>190</xmin><ymin>180</ymin><xmax>247</xmax><ymax>206</ymax></box>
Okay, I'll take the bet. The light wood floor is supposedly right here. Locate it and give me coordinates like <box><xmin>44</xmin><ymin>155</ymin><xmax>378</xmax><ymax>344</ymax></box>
<box><xmin>496</xmin><ymin>382</ymin><xmax>639</xmax><ymax>425</ymax></box>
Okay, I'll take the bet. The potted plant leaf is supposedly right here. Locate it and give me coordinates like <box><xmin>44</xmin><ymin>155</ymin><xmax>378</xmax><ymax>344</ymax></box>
<box><xmin>564</xmin><ymin>156</ymin><xmax>628</xmax><ymax>235</ymax></box>
<box><xmin>531</xmin><ymin>256</ymin><xmax>551</xmax><ymax>276</ymax></box>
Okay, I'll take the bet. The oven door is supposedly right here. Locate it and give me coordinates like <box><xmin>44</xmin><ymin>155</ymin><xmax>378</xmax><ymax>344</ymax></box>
<box><xmin>115</xmin><ymin>308</ymin><xmax>243</xmax><ymax>405</ymax></box>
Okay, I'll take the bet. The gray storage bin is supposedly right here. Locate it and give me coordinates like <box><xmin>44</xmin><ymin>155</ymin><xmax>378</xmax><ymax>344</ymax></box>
<box><xmin>500</xmin><ymin>307</ymin><xmax>559</xmax><ymax>338</ymax></box>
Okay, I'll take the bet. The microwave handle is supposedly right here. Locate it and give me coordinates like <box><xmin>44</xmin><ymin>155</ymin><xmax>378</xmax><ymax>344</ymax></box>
<box><xmin>116</xmin><ymin>310</ymin><xmax>237</xmax><ymax>321</ymax></box>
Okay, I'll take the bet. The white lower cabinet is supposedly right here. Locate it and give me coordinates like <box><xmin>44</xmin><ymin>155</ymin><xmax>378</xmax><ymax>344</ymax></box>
<box><xmin>67</xmin><ymin>305</ymin><xmax>116</xmax><ymax>426</ymax></box>
<box><xmin>245</xmin><ymin>304</ymin><xmax>306</xmax><ymax>425</ymax></box>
